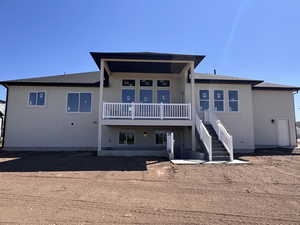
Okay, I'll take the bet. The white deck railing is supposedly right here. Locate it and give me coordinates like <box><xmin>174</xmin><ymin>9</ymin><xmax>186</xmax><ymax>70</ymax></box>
<box><xmin>206</xmin><ymin>111</ymin><xmax>234</xmax><ymax>161</ymax></box>
<box><xmin>103</xmin><ymin>102</ymin><xmax>192</xmax><ymax>120</ymax></box>
<box><xmin>195</xmin><ymin>113</ymin><xmax>212</xmax><ymax>161</ymax></box>
<box><xmin>166</xmin><ymin>132</ymin><xmax>174</xmax><ymax>160</ymax></box>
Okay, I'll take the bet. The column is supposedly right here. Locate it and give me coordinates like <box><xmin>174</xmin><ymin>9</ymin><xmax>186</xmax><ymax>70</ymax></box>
<box><xmin>97</xmin><ymin>59</ymin><xmax>104</xmax><ymax>156</ymax></box>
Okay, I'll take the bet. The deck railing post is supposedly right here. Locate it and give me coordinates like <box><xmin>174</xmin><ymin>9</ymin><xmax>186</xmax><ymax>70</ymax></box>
<box><xmin>160</xmin><ymin>103</ymin><xmax>164</xmax><ymax>120</ymax></box>
<box><xmin>102</xmin><ymin>102</ymin><xmax>105</xmax><ymax>119</ymax></box>
<box><xmin>131</xmin><ymin>102</ymin><xmax>135</xmax><ymax>120</ymax></box>
<box><xmin>189</xmin><ymin>104</ymin><xmax>192</xmax><ymax>120</ymax></box>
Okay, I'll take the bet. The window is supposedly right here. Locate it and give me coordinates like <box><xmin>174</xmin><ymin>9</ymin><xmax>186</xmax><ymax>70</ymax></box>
<box><xmin>122</xmin><ymin>89</ymin><xmax>135</xmax><ymax>103</ymax></box>
<box><xmin>28</xmin><ymin>92</ymin><xmax>45</xmax><ymax>106</ymax></box>
<box><xmin>157</xmin><ymin>80</ymin><xmax>170</xmax><ymax>87</ymax></box>
<box><xmin>214</xmin><ymin>90</ymin><xmax>224</xmax><ymax>112</ymax></box>
<box><xmin>155</xmin><ymin>131</ymin><xmax>167</xmax><ymax>145</ymax></box>
<box><xmin>199</xmin><ymin>90</ymin><xmax>209</xmax><ymax>111</ymax></box>
<box><xmin>157</xmin><ymin>90</ymin><xmax>170</xmax><ymax>103</ymax></box>
<box><xmin>140</xmin><ymin>80</ymin><xmax>153</xmax><ymax>87</ymax></box>
<box><xmin>67</xmin><ymin>93</ymin><xmax>91</xmax><ymax>112</ymax></box>
<box><xmin>119</xmin><ymin>131</ymin><xmax>135</xmax><ymax>145</ymax></box>
<box><xmin>228</xmin><ymin>90</ymin><xmax>239</xmax><ymax>112</ymax></box>
<box><xmin>140</xmin><ymin>90</ymin><xmax>153</xmax><ymax>103</ymax></box>
<box><xmin>122</xmin><ymin>79</ymin><xmax>135</xmax><ymax>86</ymax></box>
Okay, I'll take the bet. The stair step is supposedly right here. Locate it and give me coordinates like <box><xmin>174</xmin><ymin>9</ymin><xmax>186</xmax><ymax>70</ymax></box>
<box><xmin>212</xmin><ymin>149</ymin><xmax>228</xmax><ymax>153</ymax></box>
<box><xmin>181</xmin><ymin>151</ymin><xmax>205</xmax><ymax>160</ymax></box>
<box><xmin>213</xmin><ymin>153</ymin><xmax>228</xmax><ymax>156</ymax></box>
<box><xmin>213</xmin><ymin>147</ymin><xmax>225</xmax><ymax>150</ymax></box>
<box><xmin>212</xmin><ymin>149</ymin><xmax>228</xmax><ymax>152</ymax></box>
<box><xmin>212</xmin><ymin>156</ymin><xmax>231</xmax><ymax>161</ymax></box>
<box><xmin>212</xmin><ymin>143</ymin><xmax>224</xmax><ymax>147</ymax></box>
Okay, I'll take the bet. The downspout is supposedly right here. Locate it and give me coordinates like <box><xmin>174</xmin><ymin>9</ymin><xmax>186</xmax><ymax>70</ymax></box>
<box><xmin>1</xmin><ymin>84</ymin><xmax>8</xmax><ymax>149</ymax></box>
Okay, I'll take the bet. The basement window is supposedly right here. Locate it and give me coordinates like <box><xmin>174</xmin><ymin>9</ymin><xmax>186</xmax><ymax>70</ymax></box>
<box><xmin>28</xmin><ymin>92</ymin><xmax>46</xmax><ymax>106</ymax></box>
<box><xmin>155</xmin><ymin>131</ymin><xmax>167</xmax><ymax>145</ymax></box>
<box><xmin>119</xmin><ymin>131</ymin><xmax>135</xmax><ymax>145</ymax></box>
<box><xmin>67</xmin><ymin>93</ymin><xmax>91</xmax><ymax>112</ymax></box>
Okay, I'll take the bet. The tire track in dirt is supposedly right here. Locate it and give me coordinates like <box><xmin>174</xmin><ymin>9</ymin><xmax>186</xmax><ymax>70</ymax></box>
<box><xmin>0</xmin><ymin>192</ymin><xmax>299</xmax><ymax>225</ymax></box>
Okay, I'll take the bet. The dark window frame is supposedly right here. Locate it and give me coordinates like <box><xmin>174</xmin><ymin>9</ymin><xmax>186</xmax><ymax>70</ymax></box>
<box><xmin>67</xmin><ymin>92</ymin><xmax>92</xmax><ymax>113</ymax></box>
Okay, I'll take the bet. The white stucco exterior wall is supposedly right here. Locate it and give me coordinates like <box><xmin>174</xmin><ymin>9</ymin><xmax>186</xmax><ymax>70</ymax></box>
<box><xmin>3</xmin><ymin>72</ymin><xmax>186</xmax><ymax>150</ymax></box>
<box><xmin>5</xmin><ymin>86</ymin><xmax>99</xmax><ymax>149</ymax></box>
<box><xmin>3</xmin><ymin>75</ymin><xmax>298</xmax><ymax>153</ymax></box>
<box><xmin>194</xmin><ymin>83</ymin><xmax>255</xmax><ymax>152</ymax></box>
<box><xmin>252</xmin><ymin>90</ymin><xmax>297</xmax><ymax>148</ymax></box>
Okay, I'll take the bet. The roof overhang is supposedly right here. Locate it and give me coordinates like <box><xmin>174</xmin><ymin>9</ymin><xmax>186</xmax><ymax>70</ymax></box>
<box><xmin>90</xmin><ymin>52</ymin><xmax>205</xmax><ymax>74</ymax></box>
<box><xmin>195</xmin><ymin>79</ymin><xmax>263</xmax><ymax>85</ymax></box>
<box><xmin>252</xmin><ymin>86</ymin><xmax>300</xmax><ymax>91</ymax></box>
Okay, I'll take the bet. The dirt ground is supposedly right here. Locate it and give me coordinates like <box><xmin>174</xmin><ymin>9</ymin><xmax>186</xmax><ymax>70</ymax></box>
<box><xmin>0</xmin><ymin>149</ymin><xmax>299</xmax><ymax>225</ymax></box>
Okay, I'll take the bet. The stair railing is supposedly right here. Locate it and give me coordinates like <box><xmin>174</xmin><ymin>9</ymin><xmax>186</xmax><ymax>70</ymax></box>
<box><xmin>166</xmin><ymin>132</ymin><xmax>174</xmax><ymax>160</ymax></box>
<box><xmin>195</xmin><ymin>113</ymin><xmax>212</xmax><ymax>161</ymax></box>
<box><xmin>207</xmin><ymin>111</ymin><xmax>234</xmax><ymax>161</ymax></box>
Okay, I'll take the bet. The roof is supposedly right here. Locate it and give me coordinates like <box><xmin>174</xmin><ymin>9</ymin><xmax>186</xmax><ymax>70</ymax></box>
<box><xmin>194</xmin><ymin>73</ymin><xmax>263</xmax><ymax>85</ymax></box>
<box><xmin>0</xmin><ymin>72</ymin><xmax>101</xmax><ymax>87</ymax></box>
<box><xmin>1</xmin><ymin>71</ymin><xmax>299</xmax><ymax>91</ymax></box>
<box><xmin>90</xmin><ymin>52</ymin><xmax>205</xmax><ymax>73</ymax></box>
<box><xmin>253</xmin><ymin>82</ymin><xmax>300</xmax><ymax>91</ymax></box>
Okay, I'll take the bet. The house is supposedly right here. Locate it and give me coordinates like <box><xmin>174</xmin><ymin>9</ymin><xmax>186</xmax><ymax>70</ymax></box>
<box><xmin>0</xmin><ymin>100</ymin><xmax>5</xmax><ymax>143</ymax></box>
<box><xmin>296</xmin><ymin>122</ymin><xmax>300</xmax><ymax>139</ymax></box>
<box><xmin>0</xmin><ymin>52</ymin><xmax>299</xmax><ymax>161</ymax></box>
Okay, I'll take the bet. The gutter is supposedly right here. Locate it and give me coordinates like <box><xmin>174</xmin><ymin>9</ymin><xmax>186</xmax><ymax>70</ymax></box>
<box><xmin>1</xmin><ymin>84</ymin><xmax>8</xmax><ymax>149</ymax></box>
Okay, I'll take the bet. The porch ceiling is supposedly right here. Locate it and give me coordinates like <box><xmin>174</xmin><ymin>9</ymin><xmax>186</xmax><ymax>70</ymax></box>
<box><xmin>90</xmin><ymin>52</ymin><xmax>205</xmax><ymax>74</ymax></box>
<box><xmin>106</xmin><ymin>61</ymin><xmax>187</xmax><ymax>74</ymax></box>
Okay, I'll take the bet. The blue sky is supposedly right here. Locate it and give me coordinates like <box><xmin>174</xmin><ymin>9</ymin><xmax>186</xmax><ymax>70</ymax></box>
<box><xmin>0</xmin><ymin>0</ymin><xmax>299</xmax><ymax>119</ymax></box>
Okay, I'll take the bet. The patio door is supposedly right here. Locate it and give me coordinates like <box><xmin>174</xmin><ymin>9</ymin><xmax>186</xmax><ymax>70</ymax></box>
<box><xmin>122</xmin><ymin>89</ymin><xmax>135</xmax><ymax>103</ymax></box>
<box><xmin>157</xmin><ymin>90</ymin><xmax>170</xmax><ymax>103</ymax></box>
<box><xmin>140</xmin><ymin>90</ymin><xmax>153</xmax><ymax>103</ymax></box>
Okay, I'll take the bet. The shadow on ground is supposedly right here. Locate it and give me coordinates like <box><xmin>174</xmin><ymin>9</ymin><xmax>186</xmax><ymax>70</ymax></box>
<box><xmin>235</xmin><ymin>147</ymin><xmax>300</xmax><ymax>158</ymax></box>
<box><xmin>0</xmin><ymin>151</ymin><xmax>167</xmax><ymax>172</ymax></box>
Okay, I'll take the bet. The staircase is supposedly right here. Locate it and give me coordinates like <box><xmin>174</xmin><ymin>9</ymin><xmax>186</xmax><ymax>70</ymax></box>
<box><xmin>204</xmin><ymin>124</ymin><xmax>231</xmax><ymax>161</ymax></box>
<box><xmin>181</xmin><ymin>150</ymin><xmax>205</xmax><ymax>160</ymax></box>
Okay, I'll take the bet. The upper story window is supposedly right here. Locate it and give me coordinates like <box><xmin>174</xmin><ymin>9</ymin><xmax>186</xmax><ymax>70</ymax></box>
<box><xmin>122</xmin><ymin>79</ymin><xmax>135</xmax><ymax>87</ymax></box>
<box><xmin>67</xmin><ymin>93</ymin><xmax>91</xmax><ymax>112</ymax></box>
<box><xmin>28</xmin><ymin>91</ymin><xmax>46</xmax><ymax>106</ymax></box>
<box><xmin>157</xmin><ymin>80</ymin><xmax>170</xmax><ymax>87</ymax></box>
<box><xmin>214</xmin><ymin>90</ymin><xmax>224</xmax><ymax>112</ymax></box>
<box><xmin>199</xmin><ymin>90</ymin><xmax>209</xmax><ymax>111</ymax></box>
<box><xmin>228</xmin><ymin>90</ymin><xmax>239</xmax><ymax>112</ymax></box>
<box><xmin>140</xmin><ymin>80</ymin><xmax>153</xmax><ymax>87</ymax></box>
